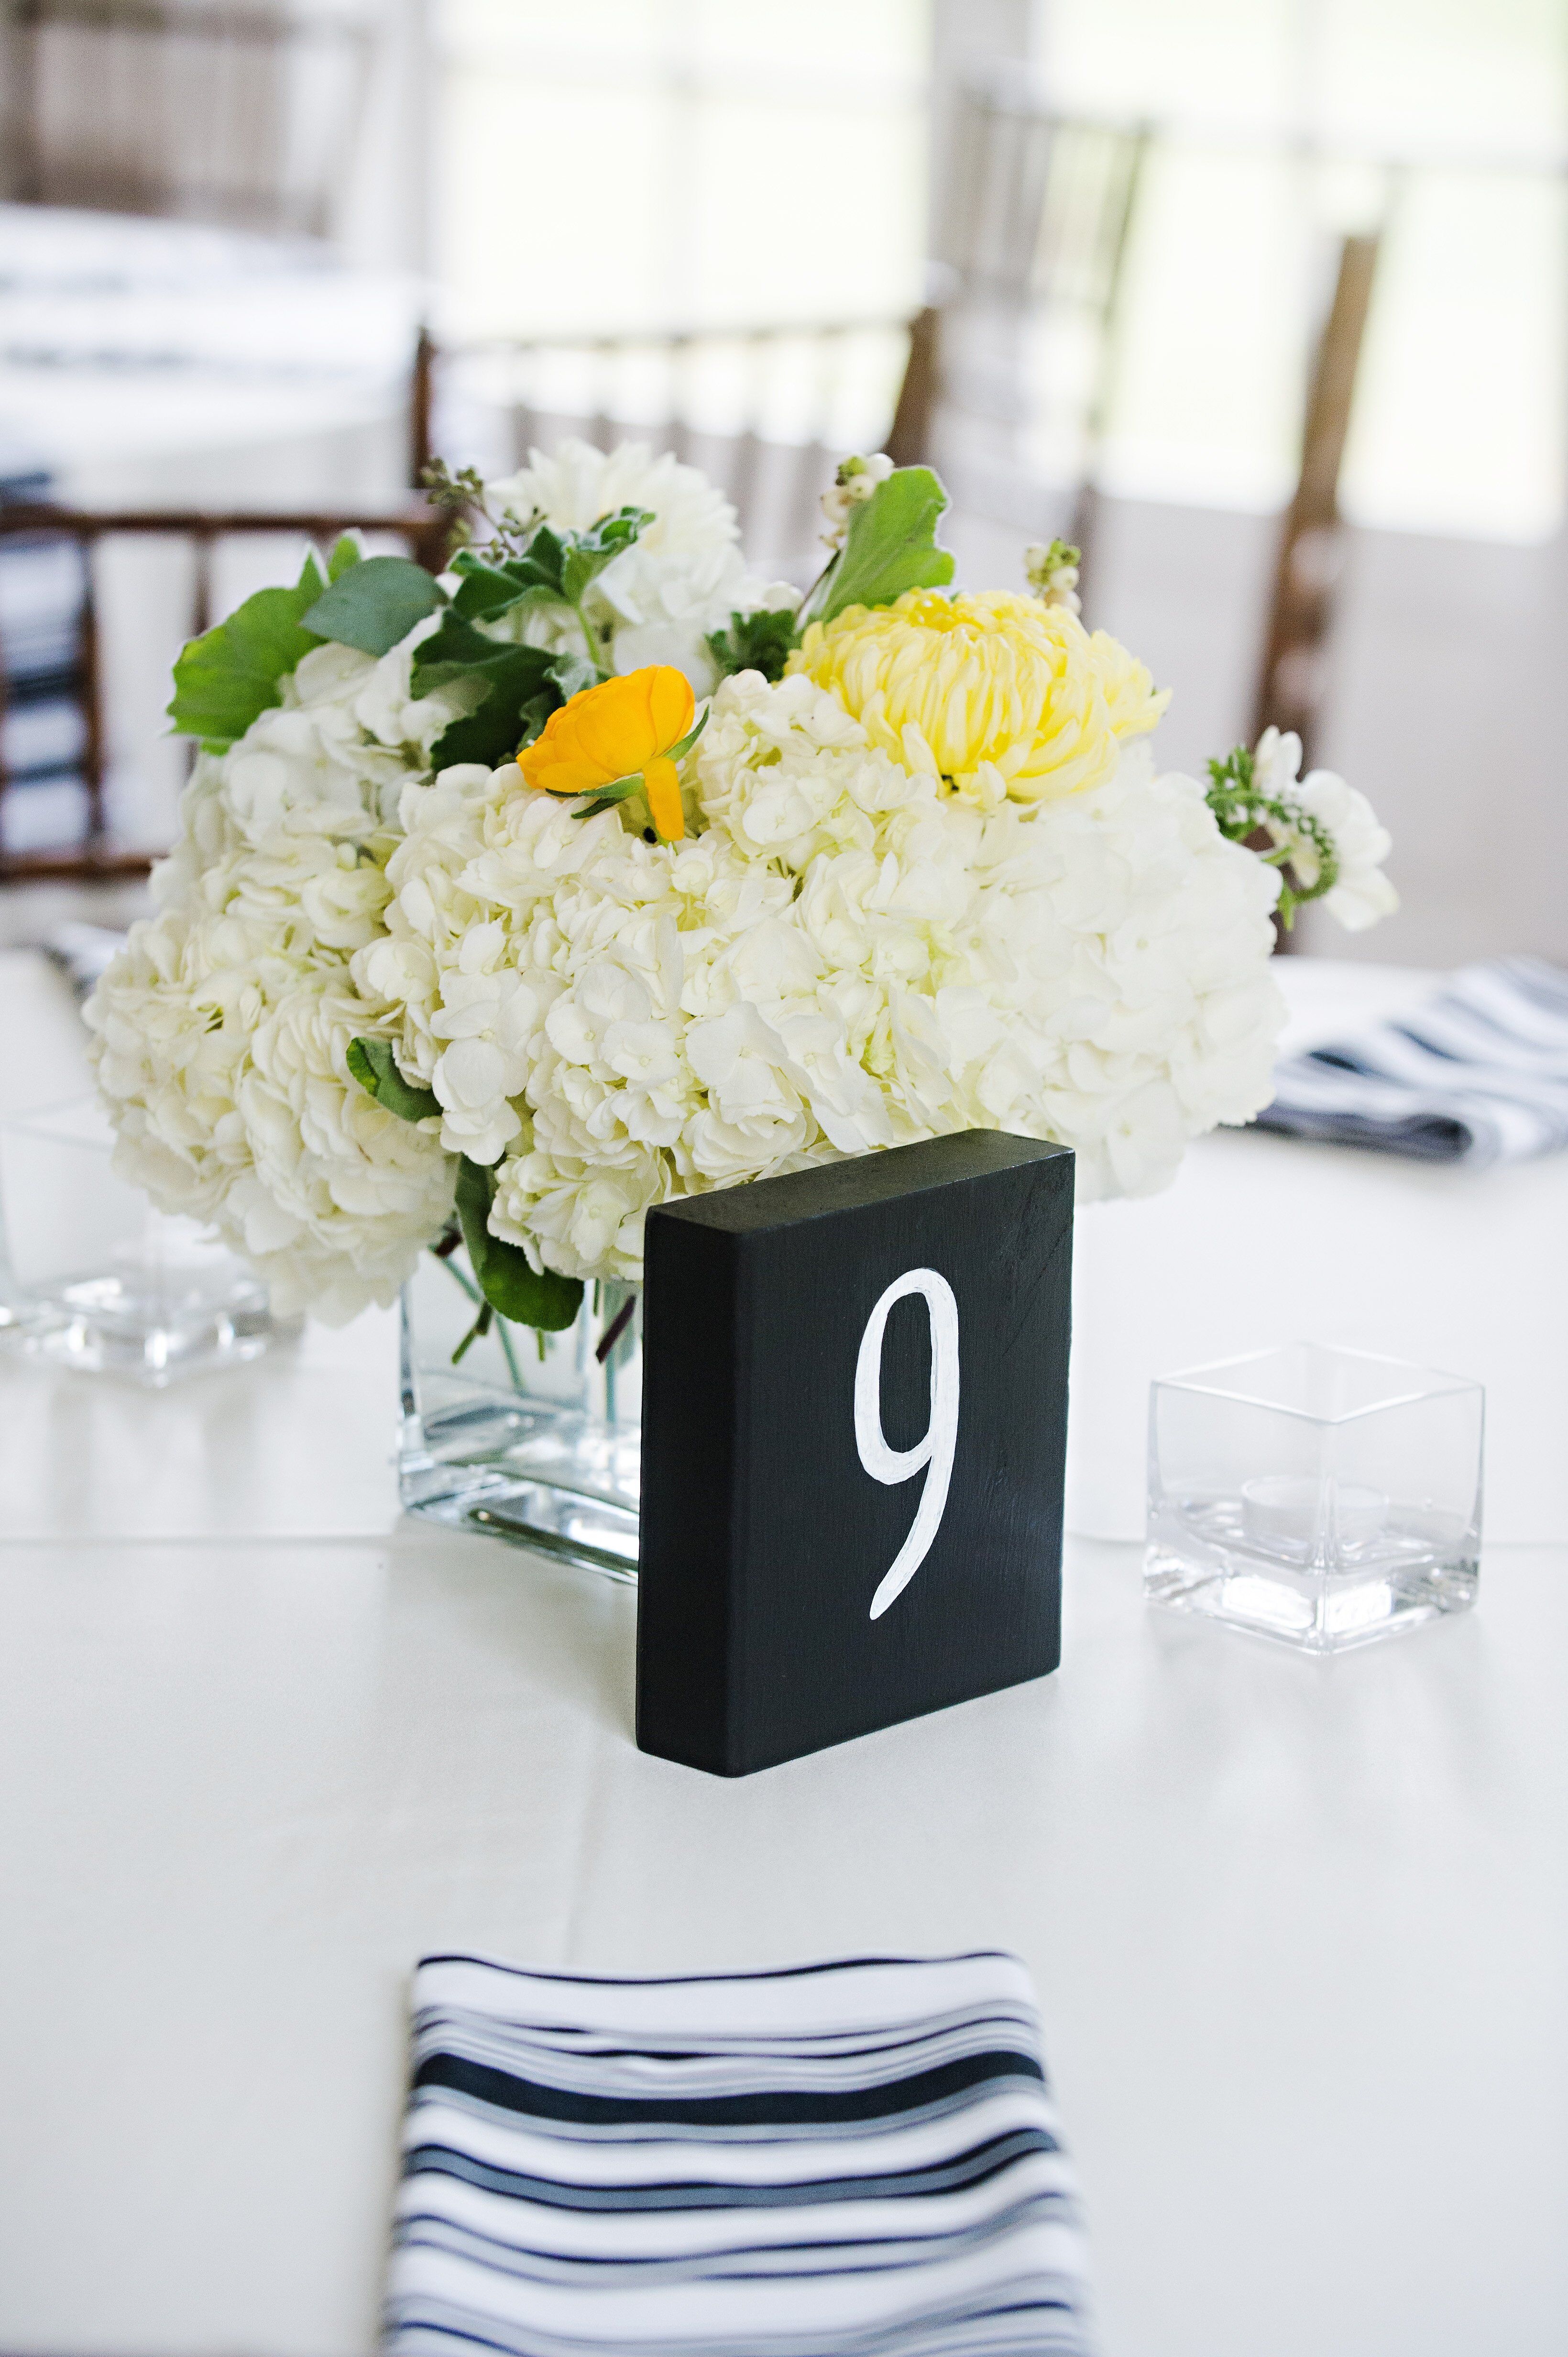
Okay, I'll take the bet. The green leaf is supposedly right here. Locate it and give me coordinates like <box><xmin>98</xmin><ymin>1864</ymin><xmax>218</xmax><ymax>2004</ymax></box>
<box><xmin>455</xmin><ymin>1157</ymin><xmax>583</xmax><ymax>1331</ymax></box>
<box><xmin>448</xmin><ymin>550</ymin><xmax>562</xmax><ymax>622</ymax></box>
<box><xmin>346</xmin><ymin>1036</ymin><xmax>440</xmax><ymax>1123</ymax></box>
<box><xmin>167</xmin><ymin>549</ymin><xmax>327</xmax><ymax>749</ymax></box>
<box><xmin>558</xmin><ymin>506</ymin><xmax>654</xmax><ymax>606</ymax></box>
<box><xmin>799</xmin><ymin>466</ymin><xmax>955</xmax><ymax>631</ymax></box>
<box><xmin>301</xmin><ymin>554</ymin><xmax>445</xmax><ymax>657</ymax></box>
<box><xmin>327</xmin><ymin>533</ymin><xmax>362</xmax><ymax>582</ymax></box>
<box><xmin>664</xmin><ymin>705</ymin><xmax>709</xmax><ymax>762</ymax></box>
<box><xmin>411</xmin><ymin>612</ymin><xmax>564</xmax><ymax>769</ymax></box>
<box><xmin>411</xmin><ymin>609</ymin><xmax>525</xmax><ymax>681</ymax></box>
<box><xmin>575</xmin><ymin>774</ymin><xmax>644</xmax><ymax>816</ymax></box>
<box><xmin>545</xmin><ymin>650</ymin><xmax>602</xmax><ymax>703</ymax></box>
<box><xmin>515</xmin><ymin>689</ymin><xmax>559</xmax><ymax>752</ymax></box>
<box><xmin>435</xmin><ymin>652</ymin><xmax>562</xmax><ymax>769</ymax></box>
<box><xmin>523</xmin><ymin>525</ymin><xmax>566</xmax><ymax>594</ymax></box>
<box><xmin>705</xmin><ymin>606</ymin><xmax>799</xmax><ymax>683</ymax></box>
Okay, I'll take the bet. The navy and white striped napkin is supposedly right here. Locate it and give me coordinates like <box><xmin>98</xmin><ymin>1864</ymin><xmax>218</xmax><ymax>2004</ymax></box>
<box><xmin>385</xmin><ymin>1952</ymin><xmax>1093</xmax><ymax>2357</ymax></box>
<box><xmin>1255</xmin><ymin>955</ymin><xmax>1568</xmax><ymax>1166</ymax></box>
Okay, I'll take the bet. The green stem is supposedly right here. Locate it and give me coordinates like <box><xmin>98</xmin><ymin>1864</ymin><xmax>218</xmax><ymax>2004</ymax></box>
<box><xmin>495</xmin><ymin>1311</ymin><xmax>525</xmax><ymax>1392</ymax></box>
<box><xmin>573</xmin><ymin>599</ymin><xmax>611</xmax><ymax>677</ymax></box>
<box><xmin>451</xmin><ymin>1301</ymin><xmax>493</xmax><ymax>1363</ymax></box>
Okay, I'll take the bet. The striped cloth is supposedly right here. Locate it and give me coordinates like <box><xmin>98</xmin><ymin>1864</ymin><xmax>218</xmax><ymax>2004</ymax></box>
<box><xmin>1255</xmin><ymin>955</ymin><xmax>1568</xmax><ymax>1166</ymax></box>
<box><xmin>385</xmin><ymin>1952</ymin><xmax>1093</xmax><ymax>2357</ymax></box>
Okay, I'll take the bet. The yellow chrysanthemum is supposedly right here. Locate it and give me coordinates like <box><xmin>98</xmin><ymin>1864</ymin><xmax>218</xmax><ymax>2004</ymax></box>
<box><xmin>788</xmin><ymin>589</ymin><xmax>1164</xmax><ymax>805</ymax></box>
<box><xmin>1087</xmin><ymin>629</ymin><xmax>1171</xmax><ymax>742</ymax></box>
<box><xmin>518</xmin><ymin>666</ymin><xmax>694</xmax><ymax>840</ymax></box>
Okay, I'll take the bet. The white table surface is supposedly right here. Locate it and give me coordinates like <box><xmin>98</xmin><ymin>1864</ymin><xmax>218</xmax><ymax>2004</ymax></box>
<box><xmin>1</xmin><ymin>950</ymin><xmax>1565</xmax><ymax>2357</ymax></box>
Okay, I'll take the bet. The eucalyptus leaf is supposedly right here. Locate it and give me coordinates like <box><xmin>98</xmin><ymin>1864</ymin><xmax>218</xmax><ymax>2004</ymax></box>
<box><xmin>302</xmin><ymin>554</ymin><xmax>445</xmax><ymax>657</ymax></box>
<box><xmin>346</xmin><ymin>1036</ymin><xmax>440</xmax><ymax>1123</ymax></box>
<box><xmin>455</xmin><ymin>1157</ymin><xmax>583</xmax><ymax>1331</ymax></box>
<box><xmin>799</xmin><ymin>466</ymin><xmax>954</xmax><ymax>631</ymax></box>
<box><xmin>167</xmin><ymin>549</ymin><xmax>327</xmax><ymax>749</ymax></box>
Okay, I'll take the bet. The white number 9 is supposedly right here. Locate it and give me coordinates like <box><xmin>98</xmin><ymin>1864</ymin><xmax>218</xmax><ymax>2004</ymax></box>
<box><xmin>854</xmin><ymin>1267</ymin><xmax>961</xmax><ymax>1622</ymax></box>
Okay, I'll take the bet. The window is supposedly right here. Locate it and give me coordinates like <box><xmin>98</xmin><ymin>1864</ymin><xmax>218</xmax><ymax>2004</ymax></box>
<box><xmin>1043</xmin><ymin>0</ymin><xmax>1568</xmax><ymax>540</ymax></box>
<box><xmin>433</xmin><ymin>0</ymin><xmax>930</xmax><ymax>337</ymax></box>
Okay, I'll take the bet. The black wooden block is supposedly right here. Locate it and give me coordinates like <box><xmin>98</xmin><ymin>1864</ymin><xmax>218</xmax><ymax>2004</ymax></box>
<box><xmin>635</xmin><ymin>1129</ymin><xmax>1074</xmax><ymax>1776</ymax></box>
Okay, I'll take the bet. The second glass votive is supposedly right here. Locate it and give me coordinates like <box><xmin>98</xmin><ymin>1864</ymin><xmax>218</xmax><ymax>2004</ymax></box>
<box><xmin>0</xmin><ymin>1096</ymin><xmax>294</xmax><ymax>1385</ymax></box>
<box><xmin>1145</xmin><ymin>1342</ymin><xmax>1482</xmax><ymax>1652</ymax></box>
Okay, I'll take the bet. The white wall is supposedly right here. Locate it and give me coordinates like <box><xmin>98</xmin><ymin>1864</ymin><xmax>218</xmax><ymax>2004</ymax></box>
<box><xmin>1079</xmin><ymin>497</ymin><xmax>1568</xmax><ymax>967</ymax></box>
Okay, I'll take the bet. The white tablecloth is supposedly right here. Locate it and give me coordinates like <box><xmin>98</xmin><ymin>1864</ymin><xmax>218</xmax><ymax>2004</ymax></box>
<box><xmin>0</xmin><ymin>950</ymin><xmax>1565</xmax><ymax>2357</ymax></box>
<box><xmin>0</xmin><ymin>204</ymin><xmax>419</xmax><ymax>482</ymax></box>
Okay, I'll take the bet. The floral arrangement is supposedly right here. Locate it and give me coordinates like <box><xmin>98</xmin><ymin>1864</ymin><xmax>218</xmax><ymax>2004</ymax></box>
<box><xmin>88</xmin><ymin>445</ymin><xmax>1394</xmax><ymax>1334</ymax></box>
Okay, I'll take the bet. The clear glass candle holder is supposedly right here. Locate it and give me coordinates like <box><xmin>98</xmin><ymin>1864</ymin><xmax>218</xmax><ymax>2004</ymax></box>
<box><xmin>398</xmin><ymin>1245</ymin><xmax>641</xmax><ymax>1579</ymax></box>
<box><xmin>0</xmin><ymin>1096</ymin><xmax>294</xmax><ymax>1384</ymax></box>
<box><xmin>1145</xmin><ymin>1343</ymin><xmax>1482</xmax><ymax>1652</ymax></box>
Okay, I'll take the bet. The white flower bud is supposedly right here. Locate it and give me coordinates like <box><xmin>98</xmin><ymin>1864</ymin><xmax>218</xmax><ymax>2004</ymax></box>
<box><xmin>820</xmin><ymin>452</ymin><xmax>897</xmax><ymax>548</ymax></box>
<box><xmin>1023</xmin><ymin>539</ymin><xmax>1082</xmax><ymax>616</ymax></box>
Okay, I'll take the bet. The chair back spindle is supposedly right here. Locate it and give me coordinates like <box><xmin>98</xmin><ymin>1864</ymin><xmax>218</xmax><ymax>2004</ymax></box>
<box><xmin>1252</xmin><ymin>231</ymin><xmax>1382</xmax><ymax>771</ymax></box>
<box><xmin>0</xmin><ymin>503</ymin><xmax>452</xmax><ymax>882</ymax></box>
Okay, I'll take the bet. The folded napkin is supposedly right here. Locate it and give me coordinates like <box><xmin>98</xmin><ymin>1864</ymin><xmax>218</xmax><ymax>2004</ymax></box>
<box><xmin>385</xmin><ymin>1952</ymin><xmax>1093</xmax><ymax>2357</ymax></box>
<box><xmin>40</xmin><ymin>921</ymin><xmax>127</xmax><ymax>1004</ymax></box>
<box><xmin>1255</xmin><ymin>955</ymin><xmax>1568</xmax><ymax>1166</ymax></box>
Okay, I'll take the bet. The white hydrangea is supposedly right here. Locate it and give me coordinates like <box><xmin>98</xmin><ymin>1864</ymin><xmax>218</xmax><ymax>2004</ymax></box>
<box><xmin>87</xmin><ymin>639</ymin><xmax>461</xmax><ymax>1322</ymax></box>
<box><xmin>484</xmin><ymin>439</ymin><xmax>795</xmax><ymax>693</ymax></box>
<box><xmin>360</xmin><ymin>670</ymin><xmax>1284</xmax><ymax>1282</ymax></box>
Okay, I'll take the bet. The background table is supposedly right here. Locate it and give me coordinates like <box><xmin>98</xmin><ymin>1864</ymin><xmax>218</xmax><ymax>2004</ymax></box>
<box><xmin>0</xmin><ymin>951</ymin><xmax>1564</xmax><ymax>2357</ymax></box>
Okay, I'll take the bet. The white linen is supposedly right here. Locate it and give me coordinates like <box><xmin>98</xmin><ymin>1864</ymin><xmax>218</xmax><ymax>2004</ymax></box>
<box><xmin>0</xmin><ymin>1527</ymin><xmax>1563</xmax><ymax>2357</ymax></box>
<box><xmin>0</xmin><ymin>204</ymin><xmax>420</xmax><ymax>468</ymax></box>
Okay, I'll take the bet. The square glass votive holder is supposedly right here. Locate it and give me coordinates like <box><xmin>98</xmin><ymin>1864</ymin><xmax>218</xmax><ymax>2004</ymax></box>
<box><xmin>1145</xmin><ymin>1343</ymin><xmax>1482</xmax><ymax>1652</ymax></box>
<box><xmin>0</xmin><ymin>1095</ymin><xmax>293</xmax><ymax>1385</ymax></box>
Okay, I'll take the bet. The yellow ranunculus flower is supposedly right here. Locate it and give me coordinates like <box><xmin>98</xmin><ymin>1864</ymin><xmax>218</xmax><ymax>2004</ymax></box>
<box><xmin>788</xmin><ymin>589</ymin><xmax>1167</xmax><ymax>805</ymax></box>
<box><xmin>517</xmin><ymin>665</ymin><xmax>695</xmax><ymax>841</ymax></box>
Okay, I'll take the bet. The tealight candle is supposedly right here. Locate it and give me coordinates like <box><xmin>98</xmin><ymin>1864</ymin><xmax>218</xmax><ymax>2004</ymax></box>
<box><xmin>1241</xmin><ymin>1474</ymin><xmax>1388</xmax><ymax>1551</ymax></box>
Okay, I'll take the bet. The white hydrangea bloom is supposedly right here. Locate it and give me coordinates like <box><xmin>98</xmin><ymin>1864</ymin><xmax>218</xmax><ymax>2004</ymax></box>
<box><xmin>483</xmin><ymin>439</ymin><xmax>789</xmax><ymax>694</ymax></box>
<box><xmin>87</xmin><ymin>641</ymin><xmax>462</xmax><ymax>1321</ymax></box>
<box><xmin>363</xmin><ymin>672</ymin><xmax>1284</xmax><ymax>1282</ymax></box>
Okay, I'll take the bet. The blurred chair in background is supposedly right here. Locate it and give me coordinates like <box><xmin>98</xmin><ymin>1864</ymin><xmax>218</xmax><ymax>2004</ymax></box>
<box><xmin>1252</xmin><ymin>231</ymin><xmax>1382</xmax><ymax>772</ymax></box>
<box><xmin>916</xmin><ymin>88</ymin><xmax>1148</xmax><ymax>589</ymax></box>
<box><xmin>410</xmin><ymin>321</ymin><xmax>919</xmax><ymax>585</ymax></box>
<box><xmin>409</xmin><ymin>86</ymin><xmax>1145</xmax><ymax>597</ymax></box>
<box><xmin>0</xmin><ymin>499</ymin><xmax>449</xmax><ymax>881</ymax></box>
<box><xmin>6</xmin><ymin>0</ymin><xmax>373</xmax><ymax>238</ymax></box>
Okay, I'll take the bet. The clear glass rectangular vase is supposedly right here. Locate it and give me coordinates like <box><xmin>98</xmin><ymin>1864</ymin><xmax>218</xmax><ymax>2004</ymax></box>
<box><xmin>397</xmin><ymin>1245</ymin><xmax>641</xmax><ymax>1579</ymax></box>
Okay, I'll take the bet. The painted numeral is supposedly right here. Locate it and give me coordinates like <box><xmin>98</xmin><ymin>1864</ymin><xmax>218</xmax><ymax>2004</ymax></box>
<box><xmin>854</xmin><ymin>1268</ymin><xmax>961</xmax><ymax>1621</ymax></box>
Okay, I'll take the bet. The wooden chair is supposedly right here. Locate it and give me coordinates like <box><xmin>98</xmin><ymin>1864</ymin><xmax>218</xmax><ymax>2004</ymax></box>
<box><xmin>7</xmin><ymin>0</ymin><xmax>374</xmax><ymax>237</ymax></box>
<box><xmin>409</xmin><ymin>319</ymin><xmax>921</xmax><ymax>585</ymax></box>
<box><xmin>921</xmin><ymin>91</ymin><xmax>1150</xmax><ymax>577</ymax></box>
<box><xmin>0</xmin><ymin>501</ymin><xmax>450</xmax><ymax>882</ymax></box>
<box><xmin>1251</xmin><ymin>232</ymin><xmax>1382</xmax><ymax>772</ymax></box>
